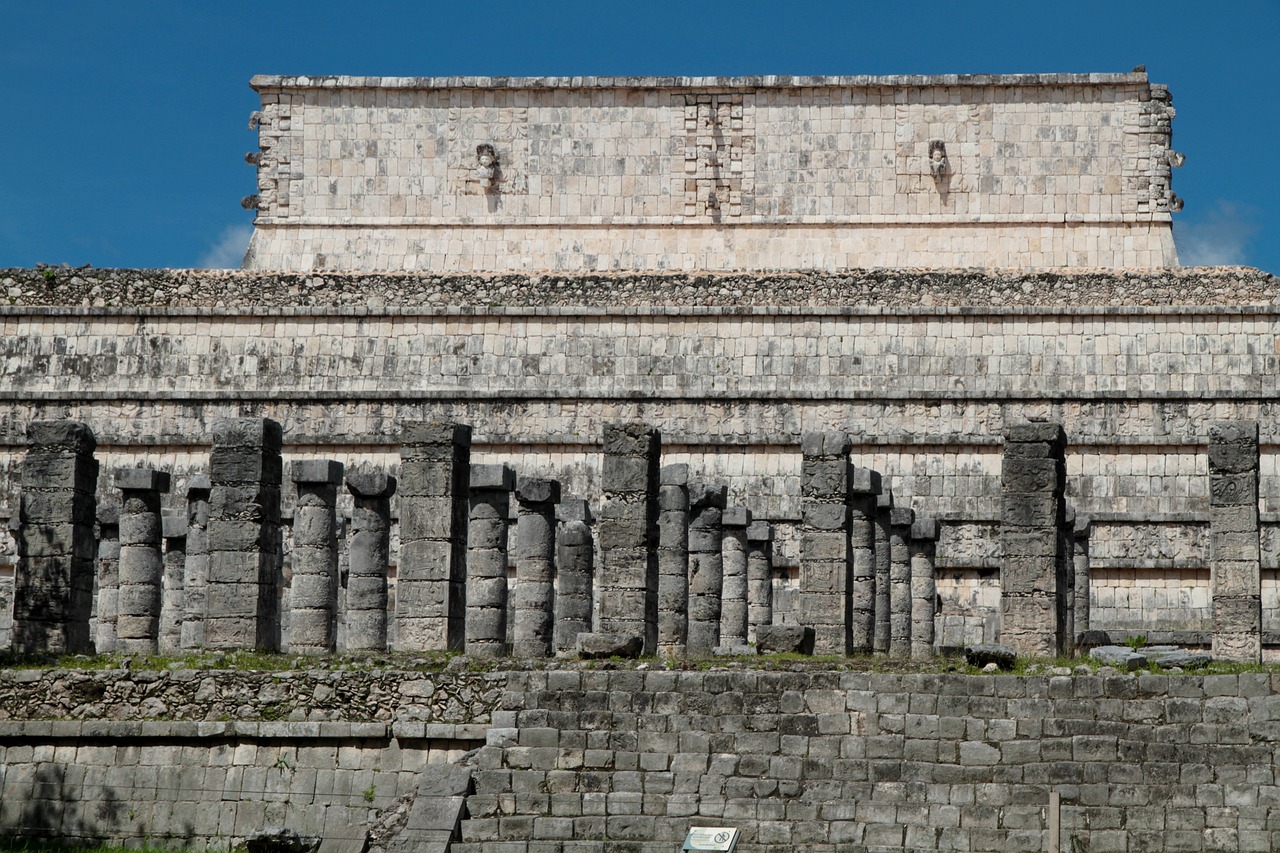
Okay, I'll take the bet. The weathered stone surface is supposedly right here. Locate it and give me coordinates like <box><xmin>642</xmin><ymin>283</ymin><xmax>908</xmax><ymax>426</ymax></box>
<box><xmin>513</xmin><ymin>476</ymin><xmax>558</xmax><ymax>659</ymax></box>
<box><xmin>963</xmin><ymin>643</ymin><xmax>1016</xmax><ymax>670</ymax></box>
<box><xmin>576</xmin><ymin>632</ymin><xmax>643</xmax><ymax>659</ymax></box>
<box><xmin>1089</xmin><ymin>645</ymin><xmax>1148</xmax><ymax>671</ymax></box>
<box><xmin>345</xmin><ymin>465</ymin><xmax>392</xmax><ymax>652</ymax></box>
<box><xmin>466</xmin><ymin>464</ymin><xmax>513</xmax><ymax>657</ymax></box>
<box><xmin>755</xmin><ymin>625</ymin><xmax>816</xmax><ymax>655</ymax></box>
<box><xmin>597</xmin><ymin>424</ymin><xmax>660</xmax><ymax>655</ymax></box>
<box><xmin>398</xmin><ymin>421</ymin><xmax>470</xmax><ymax>653</ymax></box>
<box><xmin>1209</xmin><ymin>420</ymin><xmax>1261</xmax><ymax>663</ymax></box>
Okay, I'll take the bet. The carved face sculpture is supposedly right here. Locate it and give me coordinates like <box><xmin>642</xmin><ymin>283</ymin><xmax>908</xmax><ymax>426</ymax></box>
<box><xmin>475</xmin><ymin>144</ymin><xmax>498</xmax><ymax>189</ymax></box>
<box><xmin>928</xmin><ymin>142</ymin><xmax>948</xmax><ymax>177</ymax></box>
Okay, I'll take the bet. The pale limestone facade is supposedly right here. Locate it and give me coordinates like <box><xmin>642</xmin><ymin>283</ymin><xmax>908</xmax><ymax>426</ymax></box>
<box><xmin>243</xmin><ymin>73</ymin><xmax>1181</xmax><ymax>271</ymax></box>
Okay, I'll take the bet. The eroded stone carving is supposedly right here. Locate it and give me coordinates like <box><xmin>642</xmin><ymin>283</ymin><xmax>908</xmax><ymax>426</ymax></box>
<box><xmin>474</xmin><ymin>143</ymin><xmax>499</xmax><ymax>191</ymax></box>
<box><xmin>928</xmin><ymin>141</ymin><xmax>949</xmax><ymax>180</ymax></box>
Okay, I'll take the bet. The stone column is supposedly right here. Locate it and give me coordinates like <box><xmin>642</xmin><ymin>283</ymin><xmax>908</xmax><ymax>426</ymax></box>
<box><xmin>849</xmin><ymin>467</ymin><xmax>881</xmax><ymax>655</ymax></box>
<box><xmin>687</xmin><ymin>482</ymin><xmax>727</xmax><ymax>656</ymax></box>
<box><xmin>1061</xmin><ymin>505</ymin><xmax>1077</xmax><ymax>653</ymax></box>
<box><xmin>596</xmin><ymin>424</ymin><xmax>661</xmax><ymax>653</ymax></box>
<box><xmin>872</xmin><ymin>488</ymin><xmax>893</xmax><ymax>655</ymax></box>
<box><xmin>554</xmin><ymin>499</ymin><xmax>594</xmax><ymax>656</ymax></box>
<box><xmin>291</xmin><ymin>460</ymin><xmax>343</xmax><ymax>655</ymax></box>
<box><xmin>657</xmin><ymin>463</ymin><xmax>690</xmax><ymax>658</ymax></box>
<box><xmin>800</xmin><ymin>431</ymin><xmax>852</xmax><ymax>656</ymax></box>
<box><xmin>513</xmin><ymin>475</ymin><xmax>559</xmax><ymax>659</ymax></box>
<box><xmin>398</xmin><ymin>421</ymin><xmax>471</xmax><ymax>652</ymax></box>
<box><xmin>999</xmin><ymin>421</ymin><xmax>1069</xmax><ymax>659</ymax></box>
<box><xmin>180</xmin><ymin>476</ymin><xmax>211</xmax><ymax>649</ymax></box>
<box><xmin>719</xmin><ymin>506</ymin><xmax>751</xmax><ymax>652</ymax></box>
<box><xmin>159</xmin><ymin>514</ymin><xmax>187</xmax><ymax>653</ymax></box>
<box><xmin>345</xmin><ymin>465</ymin><xmax>395</xmax><ymax>653</ymax></box>
<box><xmin>207</xmin><ymin>417</ymin><xmax>284</xmax><ymax>652</ymax></box>
<box><xmin>94</xmin><ymin>501</ymin><xmax>120</xmax><ymax>654</ymax></box>
<box><xmin>889</xmin><ymin>506</ymin><xmax>915</xmax><ymax>658</ymax></box>
<box><xmin>13</xmin><ymin>420</ymin><xmax>98</xmax><ymax>656</ymax></box>
<box><xmin>909</xmin><ymin>517</ymin><xmax>939</xmax><ymax>661</ymax></box>
<box><xmin>467</xmin><ymin>464</ymin><xmax>514</xmax><ymax>657</ymax></box>
<box><xmin>1209</xmin><ymin>421</ymin><xmax>1262</xmax><ymax>663</ymax></box>
<box><xmin>746</xmin><ymin>520</ymin><xmax>774</xmax><ymax>643</ymax></box>
<box><xmin>1072</xmin><ymin>515</ymin><xmax>1092</xmax><ymax>637</ymax></box>
<box><xmin>115</xmin><ymin>468</ymin><xmax>171</xmax><ymax>655</ymax></box>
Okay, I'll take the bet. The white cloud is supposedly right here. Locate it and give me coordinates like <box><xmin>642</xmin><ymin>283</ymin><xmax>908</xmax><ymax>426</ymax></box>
<box><xmin>196</xmin><ymin>224</ymin><xmax>252</xmax><ymax>269</ymax></box>
<box><xmin>1174</xmin><ymin>201</ymin><xmax>1260</xmax><ymax>267</ymax></box>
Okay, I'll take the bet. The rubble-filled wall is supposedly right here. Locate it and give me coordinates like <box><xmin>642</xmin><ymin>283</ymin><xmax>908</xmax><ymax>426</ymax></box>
<box><xmin>242</xmin><ymin>73</ymin><xmax>1181</xmax><ymax>271</ymax></box>
<box><xmin>1</xmin><ymin>267</ymin><xmax>1277</xmax><ymax>643</ymax></box>
<box><xmin>5</xmin><ymin>666</ymin><xmax>1280</xmax><ymax>853</ymax></box>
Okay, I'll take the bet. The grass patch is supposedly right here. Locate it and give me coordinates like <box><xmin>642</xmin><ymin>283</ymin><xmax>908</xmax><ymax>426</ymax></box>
<box><xmin>0</xmin><ymin>842</ymin><xmax>237</xmax><ymax>853</ymax></box>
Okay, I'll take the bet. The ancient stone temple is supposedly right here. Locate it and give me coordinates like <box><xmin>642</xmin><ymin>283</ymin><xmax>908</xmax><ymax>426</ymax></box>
<box><xmin>2</xmin><ymin>69</ymin><xmax>1280</xmax><ymax>853</ymax></box>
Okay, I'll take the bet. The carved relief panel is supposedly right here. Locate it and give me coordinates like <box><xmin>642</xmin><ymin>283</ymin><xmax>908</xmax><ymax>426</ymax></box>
<box><xmin>674</xmin><ymin>93</ymin><xmax>755</xmax><ymax>220</ymax></box>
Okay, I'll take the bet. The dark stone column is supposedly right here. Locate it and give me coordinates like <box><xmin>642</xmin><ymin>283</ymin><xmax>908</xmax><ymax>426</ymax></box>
<box><xmin>746</xmin><ymin>520</ymin><xmax>774</xmax><ymax>644</ymax></box>
<box><xmin>180</xmin><ymin>476</ymin><xmax>211</xmax><ymax>650</ymax></box>
<box><xmin>872</xmin><ymin>488</ymin><xmax>893</xmax><ymax>655</ymax></box>
<box><xmin>596</xmin><ymin>424</ymin><xmax>660</xmax><ymax>653</ymax></box>
<box><xmin>116</xmin><ymin>468</ymin><xmax>171</xmax><ymax>655</ymax></box>
<box><xmin>514</xmin><ymin>475</ymin><xmax>559</xmax><ymax>659</ymax></box>
<box><xmin>398</xmin><ymin>421</ymin><xmax>471</xmax><ymax>652</ymax></box>
<box><xmin>345</xmin><ymin>465</ymin><xmax>395</xmax><ymax>653</ymax></box>
<box><xmin>93</xmin><ymin>501</ymin><xmax>120</xmax><ymax>654</ymax></box>
<box><xmin>909</xmin><ymin>517</ymin><xmax>939</xmax><ymax>661</ymax></box>
<box><xmin>206</xmin><ymin>417</ymin><xmax>283</xmax><ymax>651</ymax></box>
<box><xmin>1209</xmin><ymin>420</ymin><xmax>1261</xmax><ymax>663</ymax></box>
<box><xmin>800</xmin><ymin>431</ymin><xmax>852</xmax><ymax>656</ymax></box>
<box><xmin>554</xmin><ymin>499</ymin><xmax>594</xmax><ymax>656</ymax></box>
<box><xmin>467</xmin><ymin>464</ymin><xmax>514</xmax><ymax>657</ymax></box>
<box><xmin>13</xmin><ymin>420</ymin><xmax>98</xmax><ymax>656</ymax></box>
<box><xmin>999</xmin><ymin>421</ymin><xmax>1069</xmax><ymax>659</ymax></box>
<box><xmin>719</xmin><ymin>506</ymin><xmax>751</xmax><ymax>652</ymax></box>
<box><xmin>657</xmin><ymin>463</ymin><xmax>690</xmax><ymax>658</ymax></box>
<box><xmin>159</xmin><ymin>514</ymin><xmax>187</xmax><ymax>654</ymax></box>
<box><xmin>1072</xmin><ymin>514</ymin><xmax>1092</xmax><ymax>637</ymax></box>
<box><xmin>290</xmin><ymin>460</ymin><xmax>343</xmax><ymax>655</ymax></box>
<box><xmin>687</xmin><ymin>482</ymin><xmax>727</xmax><ymax>657</ymax></box>
<box><xmin>888</xmin><ymin>506</ymin><xmax>915</xmax><ymax>659</ymax></box>
<box><xmin>849</xmin><ymin>467</ymin><xmax>881</xmax><ymax>655</ymax></box>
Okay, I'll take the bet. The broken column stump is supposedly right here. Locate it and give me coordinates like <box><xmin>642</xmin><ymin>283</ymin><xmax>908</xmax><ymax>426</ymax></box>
<box><xmin>116</xmin><ymin>468</ymin><xmax>171</xmax><ymax>655</ymax></box>
<box><xmin>467</xmin><ymin>464</ymin><xmax>515</xmax><ymax>657</ymax></box>
<box><xmin>513</xmin><ymin>476</ymin><xmax>559</xmax><ymax>659</ymax></box>
<box><xmin>554</xmin><ymin>499</ymin><xmax>594</xmax><ymax>656</ymax></box>
<box><xmin>687</xmin><ymin>482</ymin><xmax>727</xmax><ymax>656</ymax></box>
<box><xmin>345</xmin><ymin>465</ymin><xmax>395</xmax><ymax>653</ymax></box>
<box><xmin>656</xmin><ymin>463</ymin><xmax>691</xmax><ymax>658</ymax></box>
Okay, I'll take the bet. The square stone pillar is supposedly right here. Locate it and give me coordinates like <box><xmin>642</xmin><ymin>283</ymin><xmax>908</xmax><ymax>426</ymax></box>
<box><xmin>290</xmin><ymin>460</ymin><xmax>343</xmax><ymax>655</ymax></box>
<box><xmin>800</xmin><ymin>431</ymin><xmax>852</xmax><ymax>656</ymax></box>
<box><xmin>398</xmin><ymin>421</ymin><xmax>471</xmax><ymax>652</ymax></box>
<box><xmin>999</xmin><ymin>421</ymin><xmax>1069</xmax><ymax>658</ymax></box>
<box><xmin>206</xmin><ymin>417</ymin><xmax>283</xmax><ymax>652</ymax></box>
<box><xmin>13</xmin><ymin>420</ymin><xmax>99</xmax><ymax>656</ymax></box>
<box><xmin>597</xmin><ymin>424</ymin><xmax>661</xmax><ymax>654</ymax></box>
<box><xmin>180</xmin><ymin>476</ymin><xmax>211</xmax><ymax>649</ymax></box>
<box><xmin>467</xmin><ymin>464</ymin><xmax>515</xmax><ymax>657</ymax></box>
<box><xmin>554</xmin><ymin>499</ymin><xmax>594</xmax><ymax>656</ymax></box>
<box><xmin>1209</xmin><ymin>421</ymin><xmax>1261</xmax><ymax>663</ymax></box>
<box><xmin>849</xmin><ymin>467</ymin><xmax>881</xmax><ymax>654</ymax></box>
<box><xmin>657</xmin><ymin>464</ymin><xmax>691</xmax><ymax>658</ymax></box>
<box><xmin>513</xmin><ymin>476</ymin><xmax>560</xmax><ymax>659</ymax></box>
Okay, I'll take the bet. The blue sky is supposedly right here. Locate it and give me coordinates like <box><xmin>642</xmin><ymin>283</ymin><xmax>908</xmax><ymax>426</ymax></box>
<box><xmin>1</xmin><ymin>1</ymin><xmax>1276</xmax><ymax>272</ymax></box>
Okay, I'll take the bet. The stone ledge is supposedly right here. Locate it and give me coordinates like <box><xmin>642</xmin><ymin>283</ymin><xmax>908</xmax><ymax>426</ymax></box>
<box><xmin>249</xmin><ymin>72</ymin><xmax>1151</xmax><ymax>91</ymax></box>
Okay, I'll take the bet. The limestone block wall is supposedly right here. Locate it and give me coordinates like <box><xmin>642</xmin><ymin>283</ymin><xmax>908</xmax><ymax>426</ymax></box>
<box><xmin>6</xmin><ymin>667</ymin><xmax>1280</xmax><ymax>852</ymax></box>
<box><xmin>243</xmin><ymin>73</ymin><xmax>1180</xmax><ymax>271</ymax></box>
<box><xmin>1</xmin><ymin>267</ymin><xmax>1278</xmax><ymax>641</ymax></box>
